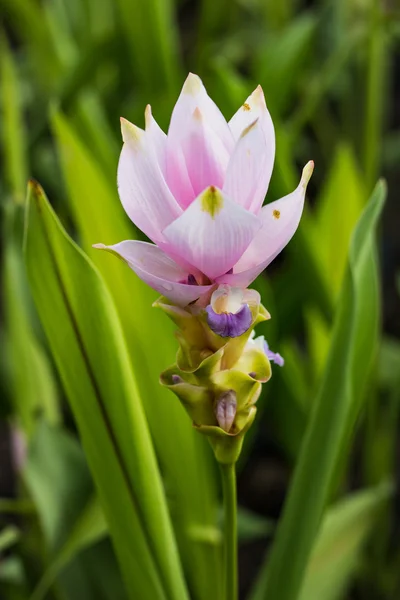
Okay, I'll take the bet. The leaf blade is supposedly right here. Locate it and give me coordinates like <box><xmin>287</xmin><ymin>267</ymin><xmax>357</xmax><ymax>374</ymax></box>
<box><xmin>251</xmin><ymin>181</ymin><xmax>386</xmax><ymax>600</ymax></box>
<box><xmin>24</xmin><ymin>180</ymin><xmax>188</xmax><ymax>600</ymax></box>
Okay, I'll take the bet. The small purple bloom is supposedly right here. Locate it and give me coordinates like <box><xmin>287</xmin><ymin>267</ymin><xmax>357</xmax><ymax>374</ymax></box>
<box><xmin>263</xmin><ymin>340</ymin><xmax>284</xmax><ymax>367</ymax></box>
<box><xmin>206</xmin><ymin>304</ymin><xmax>252</xmax><ymax>338</ymax></box>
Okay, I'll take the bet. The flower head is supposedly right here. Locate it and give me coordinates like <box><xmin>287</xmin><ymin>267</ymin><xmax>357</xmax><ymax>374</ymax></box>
<box><xmin>94</xmin><ymin>74</ymin><xmax>310</xmax><ymax>463</ymax></box>
<box><xmin>94</xmin><ymin>73</ymin><xmax>313</xmax><ymax>308</ymax></box>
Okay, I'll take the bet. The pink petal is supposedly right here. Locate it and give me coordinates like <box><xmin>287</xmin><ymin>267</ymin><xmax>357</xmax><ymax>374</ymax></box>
<box><xmin>163</xmin><ymin>186</ymin><xmax>261</xmax><ymax>280</ymax></box>
<box><xmin>144</xmin><ymin>105</ymin><xmax>167</xmax><ymax>173</ymax></box>
<box><xmin>165</xmin><ymin>140</ymin><xmax>196</xmax><ymax>210</ymax></box>
<box><xmin>229</xmin><ymin>86</ymin><xmax>275</xmax><ymax>209</ymax></box>
<box><xmin>118</xmin><ymin>118</ymin><xmax>182</xmax><ymax>243</ymax></box>
<box><xmin>179</xmin><ymin>108</ymin><xmax>230</xmax><ymax>200</ymax></box>
<box><xmin>223</xmin><ymin>118</ymin><xmax>267</xmax><ymax>213</ymax></box>
<box><xmin>218</xmin><ymin>161</ymin><xmax>314</xmax><ymax>287</ymax></box>
<box><xmin>168</xmin><ymin>73</ymin><xmax>234</xmax><ymax>153</ymax></box>
<box><xmin>94</xmin><ymin>241</ymin><xmax>213</xmax><ymax>307</ymax></box>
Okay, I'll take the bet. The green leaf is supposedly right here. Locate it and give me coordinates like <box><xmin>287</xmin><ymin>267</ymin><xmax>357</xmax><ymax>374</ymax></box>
<box><xmin>25</xmin><ymin>423</ymin><xmax>125</xmax><ymax>600</ymax></box>
<box><xmin>0</xmin><ymin>36</ymin><xmax>28</xmax><ymax>204</ymax></box>
<box><xmin>113</xmin><ymin>0</ymin><xmax>180</xmax><ymax>97</ymax></box>
<box><xmin>0</xmin><ymin>0</ymin><xmax>61</xmax><ymax>89</ymax></box>
<box><xmin>52</xmin><ymin>111</ymin><xmax>220</xmax><ymax>600</ymax></box>
<box><xmin>3</xmin><ymin>204</ymin><xmax>60</xmax><ymax>435</ymax></box>
<box><xmin>255</xmin><ymin>14</ymin><xmax>316</xmax><ymax>114</ymax></box>
<box><xmin>299</xmin><ymin>483</ymin><xmax>392</xmax><ymax>600</ymax></box>
<box><xmin>305</xmin><ymin>307</ymin><xmax>331</xmax><ymax>387</ymax></box>
<box><xmin>30</xmin><ymin>491</ymin><xmax>109</xmax><ymax>600</ymax></box>
<box><xmin>24</xmin><ymin>181</ymin><xmax>188</xmax><ymax>600</ymax></box>
<box><xmin>251</xmin><ymin>180</ymin><xmax>386</xmax><ymax>600</ymax></box>
<box><xmin>0</xmin><ymin>526</ymin><xmax>20</xmax><ymax>553</ymax></box>
<box><xmin>309</xmin><ymin>144</ymin><xmax>366</xmax><ymax>298</ymax></box>
<box><xmin>24</xmin><ymin>422</ymin><xmax>93</xmax><ymax>553</ymax></box>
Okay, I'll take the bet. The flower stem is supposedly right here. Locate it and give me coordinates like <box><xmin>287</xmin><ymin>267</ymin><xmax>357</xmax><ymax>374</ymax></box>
<box><xmin>220</xmin><ymin>462</ymin><xmax>238</xmax><ymax>600</ymax></box>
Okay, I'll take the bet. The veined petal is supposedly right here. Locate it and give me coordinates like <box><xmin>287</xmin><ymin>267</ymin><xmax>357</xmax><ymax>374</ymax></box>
<box><xmin>118</xmin><ymin>118</ymin><xmax>182</xmax><ymax>243</ymax></box>
<box><xmin>94</xmin><ymin>240</ymin><xmax>213</xmax><ymax>307</ymax></box>
<box><xmin>229</xmin><ymin>86</ymin><xmax>275</xmax><ymax>209</ymax></box>
<box><xmin>218</xmin><ymin>161</ymin><xmax>314</xmax><ymax>287</ymax></box>
<box><xmin>144</xmin><ymin>105</ymin><xmax>167</xmax><ymax>173</ymax></box>
<box><xmin>168</xmin><ymin>73</ymin><xmax>234</xmax><ymax>152</ymax></box>
<box><xmin>180</xmin><ymin>108</ymin><xmax>230</xmax><ymax>200</ymax></box>
<box><xmin>165</xmin><ymin>140</ymin><xmax>196</xmax><ymax>210</ymax></box>
<box><xmin>163</xmin><ymin>186</ymin><xmax>261</xmax><ymax>280</ymax></box>
<box><xmin>223</xmin><ymin>119</ymin><xmax>267</xmax><ymax>212</ymax></box>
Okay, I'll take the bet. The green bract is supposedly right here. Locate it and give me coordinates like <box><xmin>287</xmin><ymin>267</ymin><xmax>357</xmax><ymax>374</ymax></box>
<box><xmin>157</xmin><ymin>296</ymin><xmax>271</xmax><ymax>464</ymax></box>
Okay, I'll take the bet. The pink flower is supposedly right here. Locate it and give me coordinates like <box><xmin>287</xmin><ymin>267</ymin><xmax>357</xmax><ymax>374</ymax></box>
<box><xmin>95</xmin><ymin>73</ymin><xmax>313</xmax><ymax>307</ymax></box>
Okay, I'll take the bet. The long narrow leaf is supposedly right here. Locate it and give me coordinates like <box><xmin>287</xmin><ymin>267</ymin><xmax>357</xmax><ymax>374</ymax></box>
<box><xmin>299</xmin><ymin>483</ymin><xmax>392</xmax><ymax>600</ymax></box>
<box><xmin>0</xmin><ymin>37</ymin><xmax>27</xmax><ymax>204</ymax></box>
<box><xmin>251</xmin><ymin>180</ymin><xmax>386</xmax><ymax>600</ymax></box>
<box><xmin>24</xmin><ymin>181</ymin><xmax>188</xmax><ymax>600</ymax></box>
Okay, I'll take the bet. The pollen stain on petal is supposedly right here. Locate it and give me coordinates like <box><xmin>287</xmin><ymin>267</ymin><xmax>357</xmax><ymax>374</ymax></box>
<box><xmin>200</xmin><ymin>186</ymin><xmax>224</xmax><ymax>218</ymax></box>
<box><xmin>240</xmin><ymin>118</ymin><xmax>258</xmax><ymax>138</ymax></box>
<box><xmin>273</xmin><ymin>209</ymin><xmax>281</xmax><ymax>219</ymax></box>
<box><xmin>243</xmin><ymin>102</ymin><xmax>251</xmax><ymax>111</ymax></box>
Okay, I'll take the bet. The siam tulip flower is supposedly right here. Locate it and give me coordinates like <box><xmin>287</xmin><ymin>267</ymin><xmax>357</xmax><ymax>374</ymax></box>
<box><xmin>95</xmin><ymin>73</ymin><xmax>314</xmax><ymax>323</ymax></box>
<box><xmin>95</xmin><ymin>73</ymin><xmax>313</xmax><ymax>464</ymax></box>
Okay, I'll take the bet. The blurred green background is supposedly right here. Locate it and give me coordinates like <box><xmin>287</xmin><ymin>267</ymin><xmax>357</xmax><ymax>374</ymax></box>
<box><xmin>1</xmin><ymin>0</ymin><xmax>400</xmax><ymax>599</ymax></box>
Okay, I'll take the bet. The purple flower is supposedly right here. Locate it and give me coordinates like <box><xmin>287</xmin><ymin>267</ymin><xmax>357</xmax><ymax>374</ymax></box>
<box><xmin>206</xmin><ymin>285</ymin><xmax>258</xmax><ymax>338</ymax></box>
<box><xmin>263</xmin><ymin>340</ymin><xmax>284</xmax><ymax>367</ymax></box>
<box><xmin>249</xmin><ymin>331</ymin><xmax>284</xmax><ymax>367</ymax></box>
<box><xmin>206</xmin><ymin>304</ymin><xmax>252</xmax><ymax>338</ymax></box>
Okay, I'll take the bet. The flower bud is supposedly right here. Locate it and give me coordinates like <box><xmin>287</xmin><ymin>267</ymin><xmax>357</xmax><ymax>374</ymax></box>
<box><xmin>215</xmin><ymin>390</ymin><xmax>237</xmax><ymax>433</ymax></box>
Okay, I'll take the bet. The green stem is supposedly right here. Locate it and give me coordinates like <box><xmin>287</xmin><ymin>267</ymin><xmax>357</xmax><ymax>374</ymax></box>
<box><xmin>220</xmin><ymin>463</ymin><xmax>238</xmax><ymax>600</ymax></box>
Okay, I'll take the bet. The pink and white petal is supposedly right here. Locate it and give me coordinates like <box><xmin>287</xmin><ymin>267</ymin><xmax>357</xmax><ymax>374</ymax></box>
<box><xmin>156</xmin><ymin>239</ymin><xmax>203</xmax><ymax>276</ymax></box>
<box><xmin>223</xmin><ymin>119</ymin><xmax>267</xmax><ymax>212</ymax></box>
<box><xmin>229</xmin><ymin>87</ymin><xmax>275</xmax><ymax>210</ymax></box>
<box><xmin>180</xmin><ymin>108</ymin><xmax>230</xmax><ymax>200</ymax></box>
<box><xmin>163</xmin><ymin>186</ymin><xmax>261</xmax><ymax>280</ymax></box>
<box><xmin>94</xmin><ymin>240</ymin><xmax>213</xmax><ymax>307</ymax></box>
<box><xmin>217</xmin><ymin>161</ymin><xmax>314</xmax><ymax>287</ymax></box>
<box><xmin>144</xmin><ymin>105</ymin><xmax>167</xmax><ymax>173</ymax></box>
<box><xmin>118</xmin><ymin>118</ymin><xmax>182</xmax><ymax>243</ymax></box>
<box><xmin>165</xmin><ymin>143</ymin><xmax>196</xmax><ymax>209</ymax></box>
<box><xmin>168</xmin><ymin>73</ymin><xmax>234</xmax><ymax>152</ymax></box>
<box><xmin>229</xmin><ymin>85</ymin><xmax>274</xmax><ymax>143</ymax></box>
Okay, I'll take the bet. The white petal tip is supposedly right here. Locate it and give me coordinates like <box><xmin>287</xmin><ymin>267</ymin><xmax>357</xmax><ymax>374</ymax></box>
<box><xmin>120</xmin><ymin>117</ymin><xmax>143</xmax><ymax>144</ymax></box>
<box><xmin>182</xmin><ymin>72</ymin><xmax>203</xmax><ymax>95</ymax></box>
<box><xmin>252</xmin><ymin>85</ymin><xmax>266</xmax><ymax>106</ymax></box>
<box><xmin>301</xmin><ymin>160</ymin><xmax>314</xmax><ymax>188</ymax></box>
<box><xmin>144</xmin><ymin>104</ymin><xmax>151</xmax><ymax>120</ymax></box>
<box><xmin>92</xmin><ymin>243</ymin><xmax>107</xmax><ymax>250</ymax></box>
